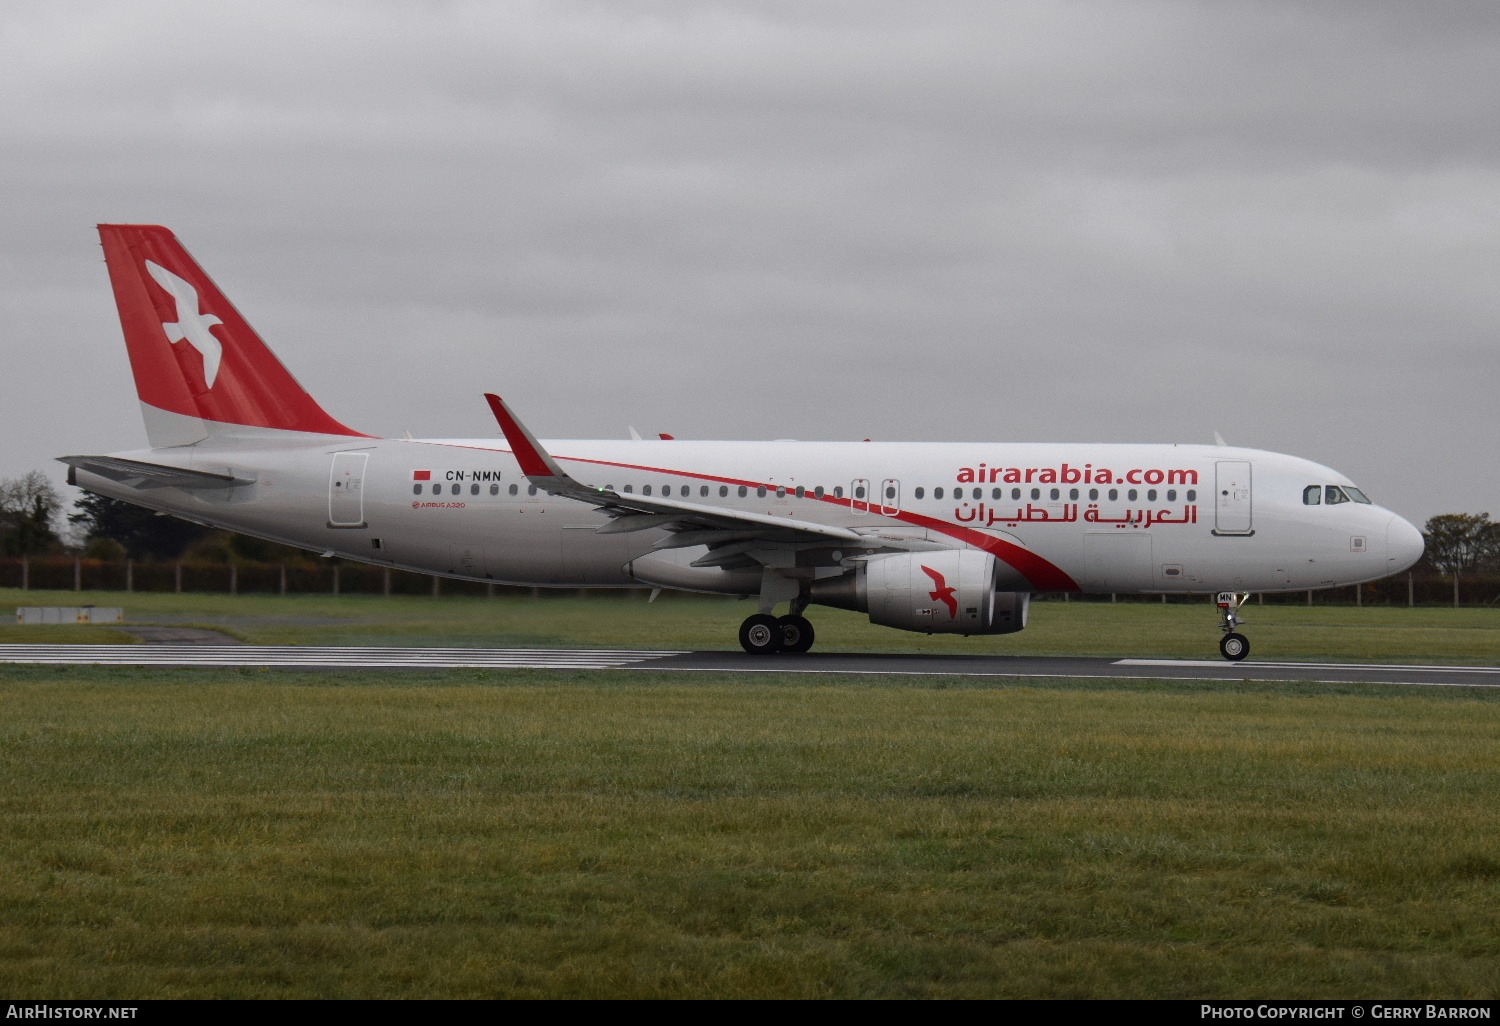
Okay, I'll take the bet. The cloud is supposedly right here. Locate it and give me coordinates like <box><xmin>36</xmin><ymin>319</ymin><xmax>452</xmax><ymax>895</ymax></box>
<box><xmin>0</xmin><ymin>0</ymin><xmax>1494</xmax><ymax>523</ymax></box>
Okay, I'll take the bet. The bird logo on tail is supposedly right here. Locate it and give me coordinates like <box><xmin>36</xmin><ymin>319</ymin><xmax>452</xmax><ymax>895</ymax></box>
<box><xmin>145</xmin><ymin>260</ymin><xmax>223</xmax><ymax>388</ymax></box>
<box><xmin>921</xmin><ymin>564</ymin><xmax>958</xmax><ymax>619</ymax></box>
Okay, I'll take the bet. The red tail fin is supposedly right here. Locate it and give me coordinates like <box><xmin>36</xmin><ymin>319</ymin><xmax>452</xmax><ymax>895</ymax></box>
<box><xmin>98</xmin><ymin>224</ymin><xmax>366</xmax><ymax>443</ymax></box>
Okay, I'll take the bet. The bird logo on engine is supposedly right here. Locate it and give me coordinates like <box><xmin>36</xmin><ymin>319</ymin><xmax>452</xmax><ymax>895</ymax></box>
<box><xmin>920</xmin><ymin>564</ymin><xmax>958</xmax><ymax>619</ymax></box>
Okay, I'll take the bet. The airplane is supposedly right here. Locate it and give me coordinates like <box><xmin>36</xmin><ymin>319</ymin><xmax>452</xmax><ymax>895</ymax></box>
<box><xmin>61</xmin><ymin>224</ymin><xmax>1426</xmax><ymax>661</ymax></box>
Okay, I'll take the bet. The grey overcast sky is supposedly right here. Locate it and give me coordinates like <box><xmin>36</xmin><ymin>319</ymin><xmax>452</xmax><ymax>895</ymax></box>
<box><xmin>2</xmin><ymin>0</ymin><xmax>1495</xmax><ymax>526</ymax></box>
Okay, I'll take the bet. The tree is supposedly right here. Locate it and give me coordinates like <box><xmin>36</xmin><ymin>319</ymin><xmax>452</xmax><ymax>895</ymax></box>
<box><xmin>1422</xmin><ymin>513</ymin><xmax>1500</xmax><ymax>577</ymax></box>
<box><xmin>67</xmin><ymin>491</ymin><xmax>209</xmax><ymax>561</ymax></box>
<box><xmin>0</xmin><ymin>471</ymin><xmax>63</xmax><ymax>556</ymax></box>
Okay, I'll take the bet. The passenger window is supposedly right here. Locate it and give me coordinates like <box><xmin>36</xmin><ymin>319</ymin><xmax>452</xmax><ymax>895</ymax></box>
<box><xmin>758</xmin><ymin>486</ymin><xmax>768</xmax><ymax>498</ymax></box>
<box><xmin>1049</xmin><ymin>488</ymin><xmax>1060</xmax><ymax>500</ymax></box>
<box><xmin>701</xmin><ymin>486</ymin><xmax>709</xmax><ymax>497</ymax></box>
<box><xmin>1325</xmin><ymin>486</ymin><xmax>1349</xmax><ymax>505</ymax></box>
<box><xmin>623</xmin><ymin>484</ymin><xmax>633</xmax><ymax>493</ymax></box>
<box><xmin>470</xmin><ymin>483</ymin><xmax>480</xmax><ymax>495</ymax></box>
<box><xmin>490</xmin><ymin>484</ymin><xmax>499</xmax><ymax>496</ymax></box>
<box><xmin>1088</xmin><ymin>488</ymin><xmax>1099</xmax><ymax>500</ymax></box>
<box><xmin>1303</xmin><ymin>485</ymin><xmax>1321</xmax><ymax>505</ymax></box>
<box><xmin>1108</xmin><ymin>489</ymin><xmax>1118</xmax><ymax>501</ymax></box>
<box><xmin>643</xmin><ymin>485</ymin><xmax>652</xmax><ymax>496</ymax></box>
<box><xmin>1012</xmin><ymin>488</ymin><xmax>1021</xmax><ymax>500</ymax></box>
<box><xmin>854</xmin><ymin>485</ymin><xmax>866</xmax><ymax>499</ymax></box>
<box><xmin>1186</xmin><ymin>489</ymin><xmax>1196</xmax><ymax>501</ymax></box>
<box><xmin>431</xmin><ymin>484</ymin><xmax>441</xmax><ymax>495</ymax></box>
<box><xmin>934</xmin><ymin>487</ymin><xmax>944</xmax><ymax>500</ymax></box>
<box><xmin>719</xmin><ymin>486</ymin><xmax>729</xmax><ymax>497</ymax></box>
<box><xmin>451</xmin><ymin>484</ymin><xmax>460</xmax><ymax>495</ymax></box>
<box><xmin>1166</xmin><ymin>489</ymin><xmax>1176</xmax><ymax>501</ymax></box>
<box><xmin>814</xmin><ymin>486</ymin><xmax>825</xmax><ymax>498</ymax></box>
<box><xmin>992</xmin><ymin>488</ymin><xmax>1002</xmax><ymax>500</ymax></box>
<box><xmin>914</xmin><ymin>487</ymin><xmax>924</xmax><ymax>499</ymax></box>
<box><xmin>834</xmin><ymin>486</ymin><xmax>843</xmax><ymax>498</ymax></box>
<box><xmin>776</xmin><ymin>487</ymin><xmax>786</xmax><ymax>498</ymax></box>
<box><xmin>738</xmin><ymin>486</ymin><xmax>748</xmax><ymax>498</ymax></box>
<box><xmin>412</xmin><ymin>484</ymin><xmax>422</xmax><ymax>495</ymax></box>
<box><xmin>1031</xmin><ymin>488</ymin><xmax>1040</xmax><ymax>500</ymax></box>
<box><xmin>527</xmin><ymin>485</ymin><xmax>538</xmax><ymax>496</ymax></box>
<box><xmin>1146</xmin><ymin>489</ymin><xmax>1156</xmax><ymax>501</ymax></box>
<box><xmin>1127</xmin><ymin>489</ymin><xmax>1137</xmax><ymax>501</ymax></box>
<box><xmin>509</xmin><ymin>484</ymin><xmax>518</xmax><ymax>496</ymax></box>
<box><xmin>1069</xmin><ymin>488</ymin><xmax>1079</xmax><ymax>500</ymax></box>
<box><xmin>971</xmin><ymin>488</ymin><xmax>981</xmax><ymax>499</ymax></box>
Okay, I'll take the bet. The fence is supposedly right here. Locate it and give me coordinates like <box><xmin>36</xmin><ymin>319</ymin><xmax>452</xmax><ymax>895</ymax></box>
<box><xmin>0</xmin><ymin>557</ymin><xmax>530</xmax><ymax>599</ymax></box>
<box><xmin>1040</xmin><ymin>575</ymin><xmax>1499</xmax><ymax>607</ymax></box>
<box><xmin>1</xmin><ymin>557</ymin><xmax>1496</xmax><ymax>607</ymax></box>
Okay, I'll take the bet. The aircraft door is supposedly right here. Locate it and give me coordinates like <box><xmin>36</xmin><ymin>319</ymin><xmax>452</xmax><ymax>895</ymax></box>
<box><xmin>851</xmin><ymin>478</ymin><xmax>871</xmax><ymax>514</ymax></box>
<box><xmin>879</xmin><ymin>478</ymin><xmax>900</xmax><ymax>516</ymax></box>
<box><xmin>1214</xmin><ymin>460</ymin><xmax>1253</xmax><ymax>535</ymax></box>
<box><xmin>328</xmin><ymin>451</ymin><xmax>368</xmax><ymax>528</ymax></box>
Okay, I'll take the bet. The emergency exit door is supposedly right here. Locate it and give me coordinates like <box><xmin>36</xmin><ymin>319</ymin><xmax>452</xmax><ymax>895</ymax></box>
<box><xmin>1213</xmin><ymin>460</ymin><xmax>1253</xmax><ymax>535</ymax></box>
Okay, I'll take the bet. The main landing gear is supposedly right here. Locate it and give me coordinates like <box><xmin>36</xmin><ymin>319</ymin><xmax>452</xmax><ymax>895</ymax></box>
<box><xmin>738</xmin><ymin>613</ymin><xmax>816</xmax><ymax>654</ymax></box>
<box><xmin>740</xmin><ymin>572</ymin><xmax>817</xmax><ymax>654</ymax></box>
<box><xmin>1216</xmin><ymin>591</ymin><xmax>1250</xmax><ymax>661</ymax></box>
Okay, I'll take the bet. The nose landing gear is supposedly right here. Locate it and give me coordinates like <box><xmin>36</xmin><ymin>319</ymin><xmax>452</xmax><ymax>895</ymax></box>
<box><xmin>1216</xmin><ymin>592</ymin><xmax>1250</xmax><ymax>661</ymax></box>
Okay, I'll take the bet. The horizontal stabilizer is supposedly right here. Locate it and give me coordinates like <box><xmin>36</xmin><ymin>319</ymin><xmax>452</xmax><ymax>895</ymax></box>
<box><xmin>58</xmin><ymin>455</ymin><xmax>252</xmax><ymax>491</ymax></box>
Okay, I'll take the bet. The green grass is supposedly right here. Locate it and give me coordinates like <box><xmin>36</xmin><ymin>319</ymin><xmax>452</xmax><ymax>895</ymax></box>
<box><xmin>2</xmin><ymin>587</ymin><xmax>1498</xmax><ymax>663</ymax></box>
<box><xmin>0</xmin><ymin>624</ymin><xmax>138</xmax><ymax>644</ymax></box>
<box><xmin>0</xmin><ymin>669</ymin><xmax>1496</xmax><ymax>998</ymax></box>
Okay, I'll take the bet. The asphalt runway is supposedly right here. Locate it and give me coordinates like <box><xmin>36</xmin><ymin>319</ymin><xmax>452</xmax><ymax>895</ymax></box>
<box><xmin>0</xmin><ymin>644</ymin><xmax>1495</xmax><ymax>688</ymax></box>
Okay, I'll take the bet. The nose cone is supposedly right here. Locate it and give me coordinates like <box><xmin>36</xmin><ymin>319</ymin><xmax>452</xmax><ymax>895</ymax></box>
<box><xmin>1385</xmin><ymin>514</ymin><xmax>1425</xmax><ymax>574</ymax></box>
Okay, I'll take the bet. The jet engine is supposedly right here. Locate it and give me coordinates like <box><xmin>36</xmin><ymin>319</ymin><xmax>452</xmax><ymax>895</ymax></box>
<box><xmin>808</xmin><ymin>549</ymin><xmax>1029</xmax><ymax>635</ymax></box>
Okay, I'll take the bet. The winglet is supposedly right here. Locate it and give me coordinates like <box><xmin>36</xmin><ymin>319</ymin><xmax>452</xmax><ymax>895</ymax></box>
<box><xmin>483</xmin><ymin>393</ymin><xmax>566</xmax><ymax>479</ymax></box>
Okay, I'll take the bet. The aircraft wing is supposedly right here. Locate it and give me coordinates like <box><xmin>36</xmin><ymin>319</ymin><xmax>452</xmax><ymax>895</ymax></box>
<box><xmin>58</xmin><ymin>455</ymin><xmax>253</xmax><ymax>491</ymax></box>
<box><xmin>483</xmin><ymin>394</ymin><xmax>934</xmax><ymax>568</ymax></box>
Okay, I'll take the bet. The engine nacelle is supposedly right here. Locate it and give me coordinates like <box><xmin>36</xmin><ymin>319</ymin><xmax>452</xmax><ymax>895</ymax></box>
<box><xmin>809</xmin><ymin>550</ymin><xmax>1029</xmax><ymax>635</ymax></box>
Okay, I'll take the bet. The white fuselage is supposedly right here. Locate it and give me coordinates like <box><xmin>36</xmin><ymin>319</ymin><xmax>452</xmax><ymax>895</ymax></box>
<box><xmin>74</xmin><ymin>431</ymin><xmax>1423</xmax><ymax>596</ymax></box>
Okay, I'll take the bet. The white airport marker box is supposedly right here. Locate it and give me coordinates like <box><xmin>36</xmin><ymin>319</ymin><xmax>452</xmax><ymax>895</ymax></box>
<box><xmin>16</xmin><ymin>607</ymin><xmax>125</xmax><ymax>625</ymax></box>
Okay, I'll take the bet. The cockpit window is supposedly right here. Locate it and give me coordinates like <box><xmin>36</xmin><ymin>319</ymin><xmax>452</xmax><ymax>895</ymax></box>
<box><xmin>1325</xmin><ymin>486</ymin><xmax>1350</xmax><ymax>505</ymax></box>
<box><xmin>1303</xmin><ymin>485</ymin><xmax>1321</xmax><ymax>505</ymax></box>
<box><xmin>1343</xmin><ymin>486</ymin><xmax>1371</xmax><ymax>504</ymax></box>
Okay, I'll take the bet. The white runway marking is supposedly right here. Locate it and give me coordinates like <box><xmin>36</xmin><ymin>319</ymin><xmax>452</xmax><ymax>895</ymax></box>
<box><xmin>1116</xmin><ymin>658</ymin><xmax>1500</xmax><ymax>675</ymax></box>
<box><xmin>1</xmin><ymin>647</ymin><xmax>1493</xmax><ymax>688</ymax></box>
<box><xmin>0</xmin><ymin>645</ymin><xmax>686</xmax><ymax>669</ymax></box>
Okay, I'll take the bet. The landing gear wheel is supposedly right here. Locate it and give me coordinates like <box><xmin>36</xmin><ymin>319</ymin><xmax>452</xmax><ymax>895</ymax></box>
<box><xmin>777</xmin><ymin>614</ymin><xmax>815</xmax><ymax>653</ymax></box>
<box><xmin>1220</xmin><ymin>633</ymin><xmax>1250</xmax><ymax>661</ymax></box>
<box><xmin>739</xmin><ymin>614</ymin><xmax>782</xmax><ymax>654</ymax></box>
